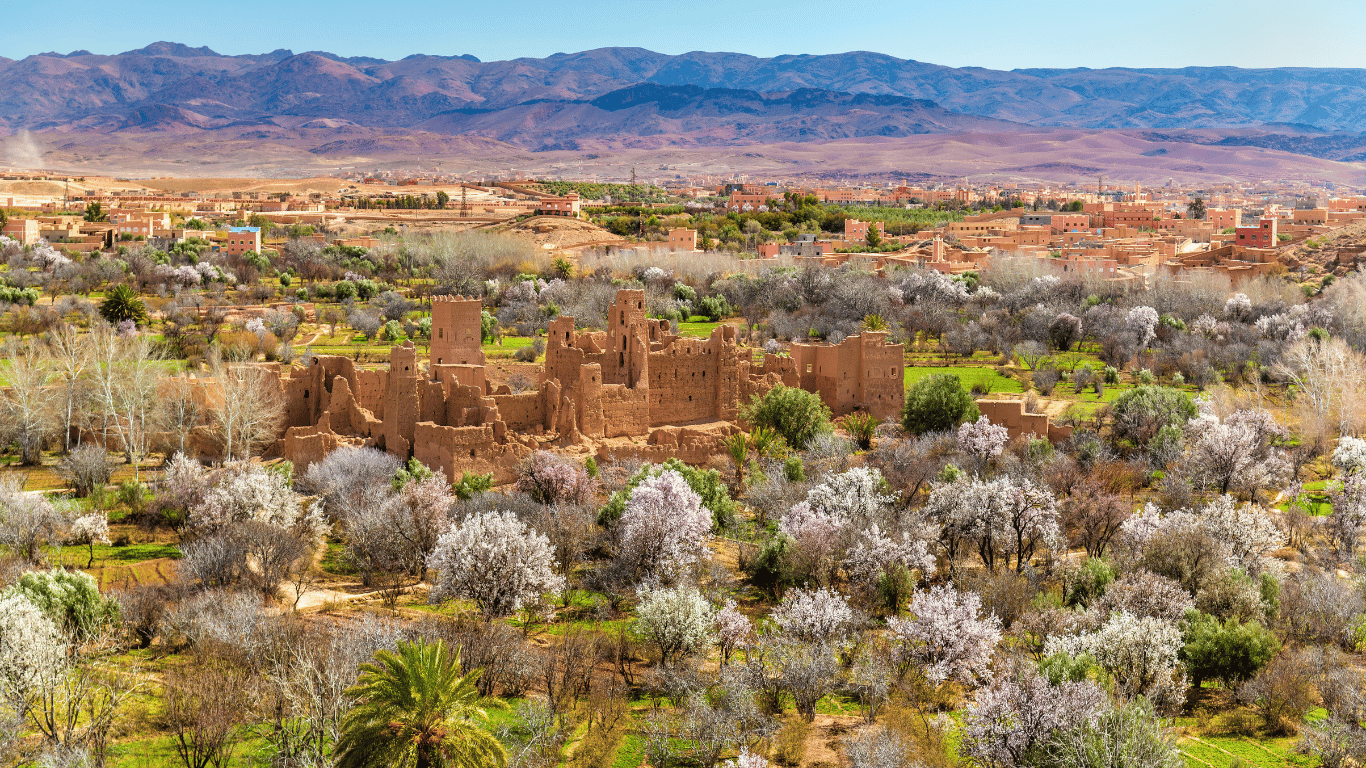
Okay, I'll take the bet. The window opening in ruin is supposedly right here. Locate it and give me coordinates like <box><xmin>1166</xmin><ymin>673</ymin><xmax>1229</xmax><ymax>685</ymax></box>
<box><xmin>304</xmin><ymin>390</ymin><xmax>309</xmax><ymax>398</ymax></box>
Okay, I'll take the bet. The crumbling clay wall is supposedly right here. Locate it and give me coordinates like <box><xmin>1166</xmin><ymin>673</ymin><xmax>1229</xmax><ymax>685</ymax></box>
<box><xmin>976</xmin><ymin>399</ymin><xmax>1073</xmax><ymax>443</ymax></box>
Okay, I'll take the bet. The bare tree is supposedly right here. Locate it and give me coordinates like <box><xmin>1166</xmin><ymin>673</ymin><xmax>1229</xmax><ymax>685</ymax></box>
<box><xmin>0</xmin><ymin>340</ymin><xmax>56</xmax><ymax>464</ymax></box>
<box><xmin>209</xmin><ymin>356</ymin><xmax>284</xmax><ymax>462</ymax></box>
<box><xmin>45</xmin><ymin>324</ymin><xmax>91</xmax><ymax>453</ymax></box>
<box><xmin>157</xmin><ymin>375</ymin><xmax>206</xmax><ymax>457</ymax></box>
<box><xmin>112</xmin><ymin>333</ymin><xmax>161</xmax><ymax>478</ymax></box>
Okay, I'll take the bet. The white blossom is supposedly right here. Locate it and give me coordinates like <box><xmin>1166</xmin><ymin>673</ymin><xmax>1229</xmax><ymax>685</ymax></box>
<box><xmin>617</xmin><ymin>470</ymin><xmax>712</xmax><ymax>583</ymax></box>
<box><xmin>714</xmin><ymin>599</ymin><xmax>755</xmax><ymax>662</ymax></box>
<box><xmin>962</xmin><ymin>663</ymin><xmax>1110</xmax><ymax>768</ymax></box>
<box><xmin>1224</xmin><ymin>292</ymin><xmax>1251</xmax><ymax>320</ymax></box>
<box><xmin>1331</xmin><ymin>436</ymin><xmax>1366</xmax><ymax>475</ymax></box>
<box><xmin>771</xmin><ymin>587</ymin><xmax>855</xmax><ymax>644</ymax></box>
<box><xmin>1119</xmin><ymin>496</ymin><xmax>1284</xmax><ymax>576</ymax></box>
<box><xmin>844</xmin><ymin>523</ymin><xmax>936</xmax><ymax>585</ymax></box>
<box><xmin>1196</xmin><ymin>495</ymin><xmax>1286</xmax><ymax>576</ymax></box>
<box><xmin>191</xmin><ymin>462</ymin><xmax>324</xmax><ymax>539</ymax></box>
<box><xmin>634</xmin><ymin>584</ymin><xmax>714</xmax><ymax>663</ymax></box>
<box><xmin>1185</xmin><ymin>408</ymin><xmax>1289</xmax><ymax>496</ymax></box>
<box><xmin>1044</xmin><ymin>612</ymin><xmax>1184</xmax><ymax>711</ymax></box>
<box><xmin>958</xmin><ymin>416</ymin><xmax>1010</xmax><ymax>461</ymax></box>
<box><xmin>889</xmin><ymin>584</ymin><xmax>1001</xmax><ymax>687</ymax></box>
<box><xmin>925</xmin><ymin>476</ymin><xmax>1063</xmax><ymax>572</ymax></box>
<box><xmin>427</xmin><ymin>510</ymin><xmax>563</xmax><ymax>618</ymax></box>
<box><xmin>1126</xmin><ymin>306</ymin><xmax>1158</xmax><ymax>345</ymax></box>
<box><xmin>0</xmin><ymin>591</ymin><xmax>67</xmax><ymax>707</ymax></box>
<box><xmin>805</xmin><ymin>467</ymin><xmax>893</xmax><ymax>525</ymax></box>
<box><xmin>723</xmin><ymin>747</ymin><xmax>769</xmax><ymax>768</ymax></box>
<box><xmin>65</xmin><ymin>514</ymin><xmax>110</xmax><ymax>547</ymax></box>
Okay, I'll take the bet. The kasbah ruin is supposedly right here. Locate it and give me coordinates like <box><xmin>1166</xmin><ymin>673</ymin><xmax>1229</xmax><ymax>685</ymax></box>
<box><xmin>270</xmin><ymin>289</ymin><xmax>913</xmax><ymax>482</ymax></box>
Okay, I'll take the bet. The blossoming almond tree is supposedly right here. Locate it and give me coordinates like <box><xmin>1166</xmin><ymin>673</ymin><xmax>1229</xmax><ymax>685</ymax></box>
<box><xmin>889</xmin><ymin>584</ymin><xmax>1001</xmax><ymax>688</ymax></box>
<box><xmin>427</xmin><ymin>511</ymin><xmax>563</xmax><ymax>620</ymax></box>
<box><xmin>617</xmin><ymin>470</ymin><xmax>712</xmax><ymax>584</ymax></box>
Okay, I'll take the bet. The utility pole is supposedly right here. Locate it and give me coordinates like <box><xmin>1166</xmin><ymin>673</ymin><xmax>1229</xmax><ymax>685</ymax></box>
<box><xmin>460</xmin><ymin>186</ymin><xmax>469</xmax><ymax>217</ymax></box>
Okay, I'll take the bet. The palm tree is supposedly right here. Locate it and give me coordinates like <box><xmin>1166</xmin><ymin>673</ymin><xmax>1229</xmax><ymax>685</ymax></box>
<box><xmin>98</xmin><ymin>284</ymin><xmax>148</xmax><ymax>325</ymax></box>
<box><xmin>335</xmin><ymin>640</ymin><xmax>507</xmax><ymax>768</ymax></box>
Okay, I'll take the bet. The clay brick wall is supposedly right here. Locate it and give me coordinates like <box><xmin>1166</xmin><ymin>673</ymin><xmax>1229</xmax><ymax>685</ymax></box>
<box><xmin>272</xmin><ymin>289</ymin><xmax>904</xmax><ymax>476</ymax></box>
<box><xmin>600</xmin><ymin>384</ymin><xmax>651</xmax><ymax>437</ymax></box>
<box><xmin>790</xmin><ymin>332</ymin><xmax>904</xmax><ymax>419</ymax></box>
<box><xmin>976</xmin><ymin>399</ymin><xmax>1071</xmax><ymax>443</ymax></box>
<box><xmin>857</xmin><ymin>332</ymin><xmax>905</xmax><ymax>420</ymax></box>
<box><xmin>648</xmin><ymin>337</ymin><xmax>722</xmax><ymax>424</ymax></box>
<box><xmin>492</xmin><ymin>392</ymin><xmax>545</xmax><ymax>431</ymax></box>
<box><xmin>430</xmin><ymin>295</ymin><xmax>486</xmax><ymax>368</ymax></box>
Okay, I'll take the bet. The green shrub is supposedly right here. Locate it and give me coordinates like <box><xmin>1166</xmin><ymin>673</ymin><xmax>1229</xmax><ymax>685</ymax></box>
<box><xmin>392</xmin><ymin>457</ymin><xmax>435</xmax><ymax>490</ymax></box>
<box><xmin>8</xmin><ymin>568</ymin><xmax>119</xmax><ymax>643</ymax></box>
<box><xmin>98</xmin><ymin>284</ymin><xmax>148</xmax><ymax>325</ymax></box>
<box><xmin>745</xmin><ymin>535</ymin><xmax>793</xmax><ymax>598</ymax></box>
<box><xmin>1180</xmin><ymin>612</ymin><xmax>1279</xmax><ymax>688</ymax></box>
<box><xmin>784</xmin><ymin>455</ymin><xmax>805</xmax><ymax>482</ymax></box>
<box><xmin>598</xmin><ymin>458</ymin><xmax>736</xmax><ymax>531</ymax></box>
<box><xmin>842</xmin><ymin>412</ymin><xmax>878</xmax><ymax>451</ymax></box>
<box><xmin>742</xmin><ymin>385</ymin><xmax>832</xmax><ymax>450</ymax></box>
<box><xmin>454</xmin><ymin>472</ymin><xmax>493</xmax><ymax>500</ymax></box>
<box><xmin>1064</xmin><ymin>558</ymin><xmax>1115</xmax><ymax>609</ymax></box>
<box><xmin>332</xmin><ymin>280</ymin><xmax>357</xmax><ymax>301</ymax></box>
<box><xmin>902</xmin><ymin>373</ymin><xmax>979</xmax><ymax>434</ymax></box>
<box><xmin>696</xmin><ymin>295</ymin><xmax>730</xmax><ymax>321</ymax></box>
<box><xmin>1108</xmin><ymin>385</ymin><xmax>1197</xmax><ymax>447</ymax></box>
<box><xmin>584</xmin><ymin>455</ymin><xmax>599</xmax><ymax>478</ymax></box>
<box><xmin>1040</xmin><ymin>652</ymin><xmax>1097</xmax><ymax>684</ymax></box>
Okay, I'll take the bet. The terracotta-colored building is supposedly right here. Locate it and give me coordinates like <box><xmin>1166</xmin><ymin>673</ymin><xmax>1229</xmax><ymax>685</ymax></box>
<box><xmin>1235</xmin><ymin>217</ymin><xmax>1278</xmax><ymax>249</ymax></box>
<box><xmin>844</xmin><ymin>219</ymin><xmax>884</xmax><ymax>242</ymax></box>
<box><xmin>663</xmin><ymin>228</ymin><xmax>697</xmax><ymax>251</ymax></box>
<box><xmin>536</xmin><ymin>193</ymin><xmax>580</xmax><ymax>217</ymax></box>
<box><xmin>224</xmin><ymin>226</ymin><xmax>261</xmax><ymax>256</ymax></box>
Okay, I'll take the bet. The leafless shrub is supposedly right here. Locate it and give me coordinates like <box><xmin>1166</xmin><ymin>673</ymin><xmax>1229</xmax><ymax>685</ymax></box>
<box><xmin>55</xmin><ymin>444</ymin><xmax>115</xmax><ymax>498</ymax></box>
<box><xmin>163</xmin><ymin>659</ymin><xmax>250</xmax><ymax>768</ymax></box>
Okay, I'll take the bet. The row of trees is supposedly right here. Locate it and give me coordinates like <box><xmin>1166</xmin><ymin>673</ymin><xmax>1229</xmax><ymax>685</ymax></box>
<box><xmin>0</xmin><ymin>322</ymin><xmax>283</xmax><ymax>469</ymax></box>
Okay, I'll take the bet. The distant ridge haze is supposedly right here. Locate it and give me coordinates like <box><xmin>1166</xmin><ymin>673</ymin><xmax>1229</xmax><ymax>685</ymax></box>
<box><xmin>7</xmin><ymin>43</ymin><xmax>1366</xmax><ymax>134</ymax></box>
<box><xmin>7</xmin><ymin>43</ymin><xmax>1366</xmax><ymax>182</ymax></box>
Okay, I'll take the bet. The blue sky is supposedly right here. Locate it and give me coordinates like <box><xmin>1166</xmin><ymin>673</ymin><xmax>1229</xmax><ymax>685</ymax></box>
<box><xmin>6</xmin><ymin>0</ymin><xmax>1365</xmax><ymax>69</ymax></box>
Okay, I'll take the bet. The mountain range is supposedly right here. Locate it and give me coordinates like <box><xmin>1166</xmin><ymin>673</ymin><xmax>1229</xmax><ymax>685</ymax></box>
<box><xmin>5</xmin><ymin>43</ymin><xmax>1366</xmax><ymax>179</ymax></box>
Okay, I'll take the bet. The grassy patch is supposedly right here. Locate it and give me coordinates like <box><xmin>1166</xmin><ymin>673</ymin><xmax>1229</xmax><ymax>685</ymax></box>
<box><xmin>319</xmin><ymin>541</ymin><xmax>356</xmax><ymax>576</ymax></box>
<box><xmin>904</xmin><ymin>365</ymin><xmax>1022</xmax><ymax>395</ymax></box>
<box><xmin>678</xmin><ymin>320</ymin><xmax>722</xmax><ymax>338</ymax></box>
<box><xmin>611</xmin><ymin>732</ymin><xmax>646</xmax><ymax>768</ymax></box>
<box><xmin>1177</xmin><ymin>734</ymin><xmax>1313</xmax><ymax>768</ymax></box>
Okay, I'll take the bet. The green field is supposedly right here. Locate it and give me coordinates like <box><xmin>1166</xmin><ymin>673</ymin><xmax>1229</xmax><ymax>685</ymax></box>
<box><xmin>904</xmin><ymin>365</ymin><xmax>1023</xmax><ymax>395</ymax></box>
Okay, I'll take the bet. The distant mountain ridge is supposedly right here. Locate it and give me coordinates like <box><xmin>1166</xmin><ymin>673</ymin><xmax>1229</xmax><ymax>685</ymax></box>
<box><xmin>4</xmin><ymin>43</ymin><xmax>1366</xmax><ymax>161</ymax></box>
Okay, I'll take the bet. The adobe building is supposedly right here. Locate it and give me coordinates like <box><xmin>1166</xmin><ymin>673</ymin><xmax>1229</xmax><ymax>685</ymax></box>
<box><xmin>1235</xmin><ymin>217</ymin><xmax>1278</xmax><ymax>249</ymax></box>
<box><xmin>224</xmin><ymin>226</ymin><xmax>261</xmax><ymax>256</ymax></box>
<box><xmin>536</xmin><ymin>193</ymin><xmax>581</xmax><ymax>217</ymax></box>
<box><xmin>843</xmin><ymin>219</ymin><xmax>884</xmax><ymax>242</ymax></box>
<box><xmin>663</xmin><ymin>228</ymin><xmax>697</xmax><ymax>251</ymax></box>
<box><xmin>270</xmin><ymin>288</ymin><xmax>905</xmax><ymax>483</ymax></box>
<box><xmin>786</xmin><ymin>332</ymin><xmax>905</xmax><ymax>420</ymax></box>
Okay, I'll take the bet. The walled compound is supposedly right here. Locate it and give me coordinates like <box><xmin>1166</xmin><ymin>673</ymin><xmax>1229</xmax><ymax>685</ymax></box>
<box><xmin>270</xmin><ymin>289</ymin><xmax>905</xmax><ymax>483</ymax></box>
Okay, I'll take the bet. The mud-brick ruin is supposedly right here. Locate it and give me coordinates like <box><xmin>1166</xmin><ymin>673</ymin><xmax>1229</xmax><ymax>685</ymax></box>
<box><xmin>271</xmin><ymin>289</ymin><xmax>905</xmax><ymax>483</ymax></box>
